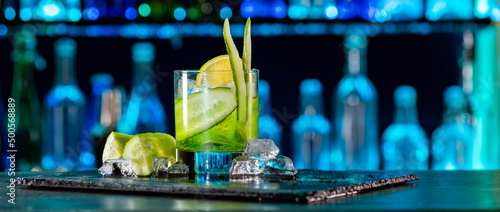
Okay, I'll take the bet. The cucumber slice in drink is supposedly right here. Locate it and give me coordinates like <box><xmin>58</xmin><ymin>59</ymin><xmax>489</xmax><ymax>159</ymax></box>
<box><xmin>122</xmin><ymin>133</ymin><xmax>176</xmax><ymax>176</ymax></box>
<box><xmin>243</xmin><ymin>18</ymin><xmax>251</xmax><ymax>72</ymax></box>
<box><xmin>175</xmin><ymin>87</ymin><xmax>238</xmax><ymax>141</ymax></box>
<box><xmin>102</xmin><ymin>132</ymin><xmax>133</xmax><ymax>163</ymax></box>
<box><xmin>223</xmin><ymin>19</ymin><xmax>247</xmax><ymax>122</ymax></box>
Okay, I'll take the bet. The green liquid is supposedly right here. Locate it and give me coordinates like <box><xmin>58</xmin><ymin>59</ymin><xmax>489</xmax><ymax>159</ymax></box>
<box><xmin>175</xmin><ymin>96</ymin><xmax>259</xmax><ymax>152</ymax></box>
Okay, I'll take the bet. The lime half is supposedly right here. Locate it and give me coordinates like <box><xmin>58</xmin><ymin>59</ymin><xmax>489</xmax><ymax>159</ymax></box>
<box><xmin>102</xmin><ymin>132</ymin><xmax>133</xmax><ymax>163</ymax></box>
<box><xmin>122</xmin><ymin>133</ymin><xmax>176</xmax><ymax>176</ymax></box>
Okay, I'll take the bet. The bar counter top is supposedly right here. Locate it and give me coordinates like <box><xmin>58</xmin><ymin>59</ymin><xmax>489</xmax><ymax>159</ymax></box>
<box><xmin>2</xmin><ymin>170</ymin><xmax>500</xmax><ymax>211</ymax></box>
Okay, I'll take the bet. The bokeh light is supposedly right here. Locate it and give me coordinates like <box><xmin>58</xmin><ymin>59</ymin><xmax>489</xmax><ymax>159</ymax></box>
<box><xmin>220</xmin><ymin>7</ymin><xmax>232</xmax><ymax>19</ymax></box>
<box><xmin>5</xmin><ymin>7</ymin><xmax>16</xmax><ymax>20</ymax></box>
<box><xmin>138</xmin><ymin>3</ymin><xmax>151</xmax><ymax>17</ymax></box>
<box><xmin>125</xmin><ymin>7</ymin><xmax>137</xmax><ymax>20</ymax></box>
<box><xmin>174</xmin><ymin>7</ymin><xmax>186</xmax><ymax>21</ymax></box>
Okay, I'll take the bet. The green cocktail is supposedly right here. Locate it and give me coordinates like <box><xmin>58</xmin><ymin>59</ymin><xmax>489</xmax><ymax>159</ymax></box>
<box><xmin>175</xmin><ymin>18</ymin><xmax>256</xmax><ymax>174</ymax></box>
<box><xmin>174</xmin><ymin>69</ymin><xmax>259</xmax><ymax>174</ymax></box>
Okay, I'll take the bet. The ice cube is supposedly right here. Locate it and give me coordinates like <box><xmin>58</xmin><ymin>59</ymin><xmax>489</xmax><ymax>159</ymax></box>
<box><xmin>153</xmin><ymin>157</ymin><xmax>173</xmax><ymax>177</ymax></box>
<box><xmin>264</xmin><ymin>155</ymin><xmax>298</xmax><ymax>176</ymax></box>
<box><xmin>99</xmin><ymin>158</ymin><xmax>136</xmax><ymax>178</ymax></box>
<box><xmin>167</xmin><ymin>162</ymin><xmax>189</xmax><ymax>175</ymax></box>
<box><xmin>229</xmin><ymin>155</ymin><xmax>265</xmax><ymax>176</ymax></box>
<box><xmin>244</xmin><ymin>139</ymin><xmax>279</xmax><ymax>160</ymax></box>
<box><xmin>98</xmin><ymin>163</ymin><xmax>114</xmax><ymax>176</ymax></box>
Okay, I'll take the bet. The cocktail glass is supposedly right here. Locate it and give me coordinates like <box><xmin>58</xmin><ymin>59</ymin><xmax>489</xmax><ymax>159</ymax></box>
<box><xmin>174</xmin><ymin>70</ymin><xmax>259</xmax><ymax>174</ymax></box>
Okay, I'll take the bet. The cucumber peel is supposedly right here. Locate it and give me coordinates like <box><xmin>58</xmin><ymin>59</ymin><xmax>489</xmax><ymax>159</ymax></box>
<box><xmin>223</xmin><ymin>19</ymin><xmax>247</xmax><ymax>123</ymax></box>
<box><xmin>243</xmin><ymin>18</ymin><xmax>255</xmax><ymax>139</ymax></box>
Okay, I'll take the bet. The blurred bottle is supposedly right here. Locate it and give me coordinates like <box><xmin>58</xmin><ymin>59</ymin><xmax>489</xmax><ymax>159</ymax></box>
<box><xmin>42</xmin><ymin>38</ymin><xmax>87</xmax><ymax>171</ymax></box>
<box><xmin>5</xmin><ymin>31</ymin><xmax>42</xmax><ymax>171</ymax></box>
<box><xmin>472</xmin><ymin>25</ymin><xmax>500</xmax><ymax>169</ymax></box>
<box><xmin>426</xmin><ymin>0</ymin><xmax>473</xmax><ymax>21</ymax></box>
<box><xmin>376</xmin><ymin>0</ymin><xmax>424</xmax><ymax>22</ymax></box>
<box><xmin>34</xmin><ymin>0</ymin><xmax>82</xmax><ymax>22</ymax></box>
<box><xmin>85</xmin><ymin>74</ymin><xmax>114</xmax><ymax>167</ymax></box>
<box><xmin>332</xmin><ymin>34</ymin><xmax>379</xmax><ymax>170</ymax></box>
<box><xmin>431</xmin><ymin>86</ymin><xmax>473</xmax><ymax>170</ymax></box>
<box><xmin>19</xmin><ymin>0</ymin><xmax>36</xmax><ymax>21</ymax></box>
<box><xmin>3</xmin><ymin>0</ymin><xmax>18</xmax><ymax>21</ymax></box>
<box><xmin>117</xmin><ymin>42</ymin><xmax>168</xmax><ymax>135</ymax></box>
<box><xmin>336</xmin><ymin>0</ymin><xmax>369</xmax><ymax>20</ymax></box>
<box><xmin>258</xmin><ymin>80</ymin><xmax>283</xmax><ymax>150</ymax></box>
<box><xmin>382</xmin><ymin>86</ymin><xmax>429</xmax><ymax>170</ymax></box>
<box><xmin>291</xmin><ymin>79</ymin><xmax>331</xmax><ymax>170</ymax></box>
<box><xmin>241</xmin><ymin>0</ymin><xmax>287</xmax><ymax>19</ymax></box>
<box><xmin>288</xmin><ymin>0</ymin><xmax>334</xmax><ymax>19</ymax></box>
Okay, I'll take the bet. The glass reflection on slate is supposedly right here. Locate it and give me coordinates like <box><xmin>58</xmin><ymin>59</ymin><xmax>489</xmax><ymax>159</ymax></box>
<box><xmin>85</xmin><ymin>74</ymin><xmax>116</xmax><ymax>168</ymax></box>
<box><xmin>382</xmin><ymin>86</ymin><xmax>429</xmax><ymax>170</ymax></box>
<box><xmin>42</xmin><ymin>38</ymin><xmax>87</xmax><ymax>171</ymax></box>
<box><xmin>333</xmin><ymin>34</ymin><xmax>379</xmax><ymax>171</ymax></box>
<box><xmin>291</xmin><ymin>79</ymin><xmax>331</xmax><ymax>170</ymax></box>
<box><xmin>431</xmin><ymin>86</ymin><xmax>473</xmax><ymax>170</ymax></box>
<box><xmin>426</xmin><ymin>0</ymin><xmax>474</xmax><ymax>21</ymax></box>
<box><xmin>5</xmin><ymin>31</ymin><xmax>42</xmax><ymax>172</ymax></box>
<box><xmin>117</xmin><ymin>42</ymin><xmax>168</xmax><ymax>135</ymax></box>
<box><xmin>258</xmin><ymin>80</ymin><xmax>283</xmax><ymax>151</ymax></box>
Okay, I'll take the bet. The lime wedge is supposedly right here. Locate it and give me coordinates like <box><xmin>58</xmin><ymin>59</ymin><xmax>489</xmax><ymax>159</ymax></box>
<box><xmin>223</xmin><ymin>19</ymin><xmax>247</xmax><ymax>123</ymax></box>
<box><xmin>102</xmin><ymin>132</ymin><xmax>133</xmax><ymax>163</ymax></box>
<box><xmin>175</xmin><ymin>87</ymin><xmax>237</xmax><ymax>141</ymax></box>
<box><xmin>122</xmin><ymin>133</ymin><xmax>176</xmax><ymax>176</ymax></box>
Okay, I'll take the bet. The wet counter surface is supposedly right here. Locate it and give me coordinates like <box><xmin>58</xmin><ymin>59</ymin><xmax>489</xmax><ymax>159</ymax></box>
<box><xmin>3</xmin><ymin>171</ymin><xmax>500</xmax><ymax>211</ymax></box>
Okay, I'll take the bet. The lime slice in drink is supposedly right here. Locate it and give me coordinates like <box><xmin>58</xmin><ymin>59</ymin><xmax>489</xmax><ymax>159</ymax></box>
<box><xmin>102</xmin><ymin>132</ymin><xmax>133</xmax><ymax>163</ymax></box>
<box><xmin>122</xmin><ymin>133</ymin><xmax>176</xmax><ymax>176</ymax></box>
<box><xmin>175</xmin><ymin>87</ymin><xmax>237</xmax><ymax>141</ymax></box>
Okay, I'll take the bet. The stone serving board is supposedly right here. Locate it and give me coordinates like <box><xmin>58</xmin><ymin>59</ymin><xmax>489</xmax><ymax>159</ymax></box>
<box><xmin>15</xmin><ymin>170</ymin><xmax>418</xmax><ymax>204</ymax></box>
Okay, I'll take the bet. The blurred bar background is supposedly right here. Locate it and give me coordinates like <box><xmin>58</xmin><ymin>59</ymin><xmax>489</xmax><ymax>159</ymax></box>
<box><xmin>1</xmin><ymin>0</ymin><xmax>500</xmax><ymax>171</ymax></box>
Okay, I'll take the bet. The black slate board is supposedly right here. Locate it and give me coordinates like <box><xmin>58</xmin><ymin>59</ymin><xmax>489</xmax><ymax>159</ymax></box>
<box><xmin>15</xmin><ymin>170</ymin><xmax>418</xmax><ymax>204</ymax></box>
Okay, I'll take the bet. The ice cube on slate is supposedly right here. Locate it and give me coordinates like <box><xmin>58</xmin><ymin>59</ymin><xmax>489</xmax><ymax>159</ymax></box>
<box><xmin>230</xmin><ymin>155</ymin><xmax>264</xmax><ymax>176</ymax></box>
<box><xmin>167</xmin><ymin>162</ymin><xmax>189</xmax><ymax>175</ymax></box>
<box><xmin>99</xmin><ymin>158</ymin><xmax>136</xmax><ymax>178</ymax></box>
<box><xmin>153</xmin><ymin>157</ymin><xmax>172</xmax><ymax>177</ymax></box>
<box><xmin>264</xmin><ymin>155</ymin><xmax>298</xmax><ymax>176</ymax></box>
<box><xmin>244</xmin><ymin>139</ymin><xmax>279</xmax><ymax>160</ymax></box>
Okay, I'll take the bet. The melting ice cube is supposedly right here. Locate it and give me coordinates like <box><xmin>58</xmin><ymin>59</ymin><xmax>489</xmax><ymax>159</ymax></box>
<box><xmin>167</xmin><ymin>162</ymin><xmax>189</xmax><ymax>175</ymax></box>
<box><xmin>153</xmin><ymin>157</ymin><xmax>173</xmax><ymax>177</ymax></box>
<box><xmin>229</xmin><ymin>155</ymin><xmax>265</xmax><ymax>176</ymax></box>
<box><xmin>244</xmin><ymin>139</ymin><xmax>279</xmax><ymax>160</ymax></box>
<box><xmin>264</xmin><ymin>155</ymin><xmax>298</xmax><ymax>176</ymax></box>
<box><xmin>99</xmin><ymin>158</ymin><xmax>136</xmax><ymax>178</ymax></box>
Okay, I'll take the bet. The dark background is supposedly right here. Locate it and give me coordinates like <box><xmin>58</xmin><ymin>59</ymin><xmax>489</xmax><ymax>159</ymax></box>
<box><xmin>0</xmin><ymin>34</ymin><xmax>461</xmax><ymax>156</ymax></box>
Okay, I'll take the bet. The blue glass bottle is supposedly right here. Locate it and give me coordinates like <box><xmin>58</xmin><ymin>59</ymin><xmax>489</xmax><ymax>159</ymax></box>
<box><xmin>258</xmin><ymin>80</ymin><xmax>283</xmax><ymax>150</ymax></box>
<box><xmin>117</xmin><ymin>42</ymin><xmax>168</xmax><ymax>135</ymax></box>
<box><xmin>42</xmin><ymin>38</ymin><xmax>87</xmax><ymax>171</ymax></box>
<box><xmin>431</xmin><ymin>86</ymin><xmax>473</xmax><ymax>170</ymax></box>
<box><xmin>426</xmin><ymin>0</ymin><xmax>473</xmax><ymax>21</ymax></box>
<box><xmin>333</xmin><ymin>34</ymin><xmax>379</xmax><ymax>171</ymax></box>
<box><xmin>382</xmin><ymin>85</ymin><xmax>429</xmax><ymax>170</ymax></box>
<box><xmin>291</xmin><ymin>79</ymin><xmax>331</xmax><ymax>170</ymax></box>
<box><xmin>85</xmin><ymin>73</ymin><xmax>114</xmax><ymax>167</ymax></box>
